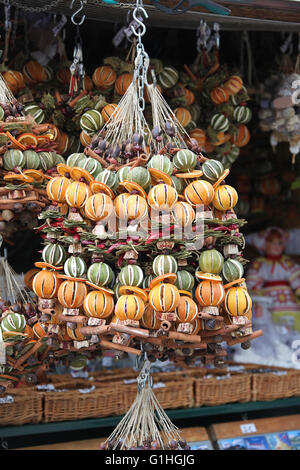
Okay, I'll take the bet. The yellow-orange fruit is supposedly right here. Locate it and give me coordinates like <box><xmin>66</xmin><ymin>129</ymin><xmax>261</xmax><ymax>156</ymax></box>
<box><xmin>148</xmin><ymin>184</ymin><xmax>178</xmax><ymax>211</ymax></box>
<box><xmin>115</xmin><ymin>294</ymin><xmax>145</xmax><ymax>321</ymax></box>
<box><xmin>46</xmin><ymin>176</ymin><xmax>71</xmax><ymax>203</ymax></box>
<box><xmin>57</xmin><ymin>280</ymin><xmax>87</xmax><ymax>309</ymax></box>
<box><xmin>32</xmin><ymin>270</ymin><xmax>61</xmax><ymax>299</ymax></box>
<box><xmin>83</xmin><ymin>290</ymin><xmax>114</xmax><ymax>318</ymax></box>
<box><xmin>115</xmin><ymin>73</ymin><xmax>133</xmax><ymax>95</ymax></box>
<box><xmin>224</xmin><ymin>286</ymin><xmax>252</xmax><ymax>316</ymax></box>
<box><xmin>92</xmin><ymin>65</ymin><xmax>117</xmax><ymax>89</ymax></box>
<box><xmin>176</xmin><ymin>295</ymin><xmax>198</xmax><ymax>322</ymax></box>
<box><xmin>195</xmin><ymin>280</ymin><xmax>225</xmax><ymax>306</ymax></box>
<box><xmin>65</xmin><ymin>181</ymin><xmax>92</xmax><ymax>208</ymax></box>
<box><xmin>85</xmin><ymin>193</ymin><xmax>114</xmax><ymax>222</ymax></box>
<box><xmin>149</xmin><ymin>283</ymin><xmax>180</xmax><ymax>312</ymax></box>
<box><xmin>184</xmin><ymin>180</ymin><xmax>214</xmax><ymax>206</ymax></box>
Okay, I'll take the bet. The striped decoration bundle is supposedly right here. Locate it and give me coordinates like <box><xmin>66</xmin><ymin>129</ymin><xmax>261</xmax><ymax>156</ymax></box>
<box><xmin>22</xmin><ymin>126</ymin><xmax>261</xmax><ymax>375</ymax></box>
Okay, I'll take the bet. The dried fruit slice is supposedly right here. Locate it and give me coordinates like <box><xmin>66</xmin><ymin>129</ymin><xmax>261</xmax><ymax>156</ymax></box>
<box><xmin>149</xmin><ymin>273</ymin><xmax>177</xmax><ymax>289</ymax></box>
<box><xmin>119</xmin><ymin>180</ymin><xmax>148</xmax><ymax>199</ymax></box>
<box><xmin>70</xmin><ymin>167</ymin><xmax>94</xmax><ymax>184</ymax></box>
<box><xmin>57</xmin><ymin>163</ymin><xmax>72</xmax><ymax>177</ymax></box>
<box><xmin>223</xmin><ymin>278</ymin><xmax>246</xmax><ymax>289</ymax></box>
<box><xmin>34</xmin><ymin>262</ymin><xmax>63</xmax><ymax>270</ymax></box>
<box><xmin>213</xmin><ymin>169</ymin><xmax>230</xmax><ymax>189</ymax></box>
<box><xmin>175</xmin><ymin>170</ymin><xmax>203</xmax><ymax>179</ymax></box>
<box><xmin>90</xmin><ymin>181</ymin><xmax>115</xmax><ymax>199</ymax></box>
<box><xmin>23</xmin><ymin>169</ymin><xmax>45</xmax><ymax>183</ymax></box>
<box><xmin>148</xmin><ymin>168</ymin><xmax>172</xmax><ymax>186</ymax></box>
<box><xmin>3</xmin><ymin>172</ymin><xmax>33</xmax><ymax>183</ymax></box>
<box><xmin>17</xmin><ymin>133</ymin><xmax>38</xmax><ymax>148</ymax></box>
<box><xmin>85</xmin><ymin>281</ymin><xmax>114</xmax><ymax>294</ymax></box>
<box><xmin>195</xmin><ymin>271</ymin><xmax>222</xmax><ymax>281</ymax></box>
<box><xmin>119</xmin><ymin>285</ymin><xmax>148</xmax><ymax>302</ymax></box>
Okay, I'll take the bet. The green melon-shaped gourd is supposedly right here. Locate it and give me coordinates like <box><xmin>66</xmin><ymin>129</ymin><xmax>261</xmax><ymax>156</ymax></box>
<box><xmin>233</xmin><ymin>106</ymin><xmax>252</xmax><ymax>124</ymax></box>
<box><xmin>42</xmin><ymin>243</ymin><xmax>67</xmax><ymax>267</ymax></box>
<box><xmin>1</xmin><ymin>313</ymin><xmax>26</xmax><ymax>333</ymax></box>
<box><xmin>171</xmin><ymin>175</ymin><xmax>185</xmax><ymax>193</ymax></box>
<box><xmin>77</xmin><ymin>157</ymin><xmax>102</xmax><ymax>177</ymax></box>
<box><xmin>119</xmin><ymin>265</ymin><xmax>144</xmax><ymax>287</ymax></box>
<box><xmin>95</xmin><ymin>170</ymin><xmax>119</xmax><ymax>191</ymax></box>
<box><xmin>66</xmin><ymin>152</ymin><xmax>86</xmax><ymax>167</ymax></box>
<box><xmin>39</xmin><ymin>151</ymin><xmax>55</xmax><ymax>171</ymax></box>
<box><xmin>199</xmin><ymin>249</ymin><xmax>224</xmax><ymax>274</ymax></box>
<box><xmin>24</xmin><ymin>104</ymin><xmax>46</xmax><ymax>124</ymax></box>
<box><xmin>173</xmin><ymin>149</ymin><xmax>197</xmax><ymax>171</ymax></box>
<box><xmin>210</xmin><ymin>114</ymin><xmax>229</xmax><ymax>132</ymax></box>
<box><xmin>143</xmin><ymin>274</ymin><xmax>154</xmax><ymax>289</ymax></box>
<box><xmin>152</xmin><ymin>254</ymin><xmax>178</xmax><ymax>276</ymax></box>
<box><xmin>64</xmin><ymin>256</ymin><xmax>87</xmax><ymax>278</ymax></box>
<box><xmin>70</xmin><ymin>355</ymin><xmax>87</xmax><ymax>371</ymax></box>
<box><xmin>53</xmin><ymin>153</ymin><xmax>65</xmax><ymax>165</ymax></box>
<box><xmin>158</xmin><ymin>66</ymin><xmax>179</xmax><ymax>89</ymax></box>
<box><xmin>202</xmin><ymin>159</ymin><xmax>224</xmax><ymax>182</ymax></box>
<box><xmin>80</xmin><ymin>109</ymin><xmax>104</xmax><ymax>135</ymax></box>
<box><xmin>23</xmin><ymin>150</ymin><xmax>40</xmax><ymax>170</ymax></box>
<box><xmin>174</xmin><ymin>270</ymin><xmax>195</xmax><ymax>291</ymax></box>
<box><xmin>147</xmin><ymin>154</ymin><xmax>174</xmax><ymax>176</ymax></box>
<box><xmin>87</xmin><ymin>262</ymin><xmax>114</xmax><ymax>287</ymax></box>
<box><xmin>3</xmin><ymin>149</ymin><xmax>25</xmax><ymax>170</ymax></box>
<box><xmin>117</xmin><ymin>166</ymin><xmax>131</xmax><ymax>183</ymax></box>
<box><xmin>128</xmin><ymin>167</ymin><xmax>151</xmax><ymax>189</ymax></box>
<box><xmin>222</xmin><ymin>259</ymin><xmax>244</xmax><ymax>282</ymax></box>
<box><xmin>0</xmin><ymin>107</ymin><xmax>4</xmax><ymax>121</ymax></box>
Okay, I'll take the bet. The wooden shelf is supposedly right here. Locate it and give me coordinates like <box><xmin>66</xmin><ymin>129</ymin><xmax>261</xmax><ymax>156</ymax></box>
<box><xmin>14</xmin><ymin>0</ymin><xmax>300</xmax><ymax>31</ymax></box>
<box><xmin>1</xmin><ymin>397</ymin><xmax>300</xmax><ymax>440</ymax></box>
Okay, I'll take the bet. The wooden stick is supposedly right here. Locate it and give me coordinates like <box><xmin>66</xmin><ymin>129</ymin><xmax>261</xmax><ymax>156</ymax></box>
<box><xmin>110</xmin><ymin>323</ymin><xmax>149</xmax><ymax>338</ymax></box>
<box><xmin>79</xmin><ymin>325</ymin><xmax>111</xmax><ymax>335</ymax></box>
<box><xmin>59</xmin><ymin>314</ymin><xmax>88</xmax><ymax>324</ymax></box>
<box><xmin>13</xmin><ymin>339</ymin><xmax>43</xmax><ymax>370</ymax></box>
<box><xmin>227</xmin><ymin>329</ymin><xmax>263</xmax><ymax>346</ymax></box>
<box><xmin>168</xmin><ymin>331</ymin><xmax>201</xmax><ymax>343</ymax></box>
<box><xmin>68</xmin><ymin>90</ymin><xmax>87</xmax><ymax>108</ymax></box>
<box><xmin>99</xmin><ymin>339</ymin><xmax>141</xmax><ymax>356</ymax></box>
<box><xmin>200</xmin><ymin>325</ymin><xmax>240</xmax><ymax>336</ymax></box>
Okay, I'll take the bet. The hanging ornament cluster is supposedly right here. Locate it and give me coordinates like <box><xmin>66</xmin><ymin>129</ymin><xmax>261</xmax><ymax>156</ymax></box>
<box><xmin>258</xmin><ymin>48</ymin><xmax>300</xmax><ymax>163</ymax></box>
<box><xmin>0</xmin><ymin>73</ymin><xmax>68</xmax><ymax>242</ymax></box>
<box><xmin>175</xmin><ymin>21</ymin><xmax>252</xmax><ymax>168</ymax></box>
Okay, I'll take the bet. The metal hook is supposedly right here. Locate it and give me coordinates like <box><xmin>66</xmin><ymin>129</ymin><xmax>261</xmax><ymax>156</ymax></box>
<box><xmin>70</xmin><ymin>0</ymin><xmax>86</xmax><ymax>26</ymax></box>
<box><xmin>131</xmin><ymin>6</ymin><xmax>148</xmax><ymax>38</ymax></box>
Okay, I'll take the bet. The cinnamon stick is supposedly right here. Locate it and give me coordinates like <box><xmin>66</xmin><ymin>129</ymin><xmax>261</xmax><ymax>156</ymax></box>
<box><xmin>198</xmin><ymin>312</ymin><xmax>224</xmax><ymax>321</ymax></box>
<box><xmin>68</xmin><ymin>90</ymin><xmax>87</xmax><ymax>108</ymax></box>
<box><xmin>59</xmin><ymin>314</ymin><xmax>88</xmax><ymax>324</ymax></box>
<box><xmin>227</xmin><ymin>329</ymin><xmax>263</xmax><ymax>346</ymax></box>
<box><xmin>13</xmin><ymin>339</ymin><xmax>43</xmax><ymax>370</ymax></box>
<box><xmin>168</xmin><ymin>331</ymin><xmax>201</xmax><ymax>343</ymax></box>
<box><xmin>79</xmin><ymin>325</ymin><xmax>111</xmax><ymax>335</ymax></box>
<box><xmin>110</xmin><ymin>323</ymin><xmax>149</xmax><ymax>338</ymax></box>
<box><xmin>99</xmin><ymin>339</ymin><xmax>141</xmax><ymax>356</ymax></box>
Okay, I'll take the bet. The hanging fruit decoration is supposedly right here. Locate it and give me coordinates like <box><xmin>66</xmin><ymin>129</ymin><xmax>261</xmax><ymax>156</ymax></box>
<box><xmin>2</xmin><ymin>4</ymin><xmax>261</xmax><ymax>450</ymax></box>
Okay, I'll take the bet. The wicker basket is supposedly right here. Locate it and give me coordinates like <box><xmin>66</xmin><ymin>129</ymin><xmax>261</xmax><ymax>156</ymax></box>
<box><xmin>194</xmin><ymin>372</ymin><xmax>252</xmax><ymax>407</ymax></box>
<box><xmin>43</xmin><ymin>380</ymin><xmax>124</xmax><ymax>423</ymax></box>
<box><xmin>0</xmin><ymin>389</ymin><xmax>43</xmax><ymax>426</ymax></box>
<box><xmin>251</xmin><ymin>368</ymin><xmax>300</xmax><ymax>401</ymax></box>
<box><xmin>119</xmin><ymin>378</ymin><xmax>195</xmax><ymax>414</ymax></box>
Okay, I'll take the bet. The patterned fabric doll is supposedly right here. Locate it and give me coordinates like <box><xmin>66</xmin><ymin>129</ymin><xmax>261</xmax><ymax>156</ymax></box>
<box><xmin>246</xmin><ymin>227</ymin><xmax>300</xmax><ymax>333</ymax></box>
